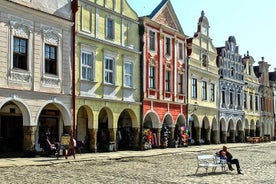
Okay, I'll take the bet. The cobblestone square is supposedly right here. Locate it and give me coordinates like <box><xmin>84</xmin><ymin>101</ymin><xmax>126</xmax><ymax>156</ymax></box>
<box><xmin>0</xmin><ymin>142</ymin><xmax>275</xmax><ymax>184</ymax></box>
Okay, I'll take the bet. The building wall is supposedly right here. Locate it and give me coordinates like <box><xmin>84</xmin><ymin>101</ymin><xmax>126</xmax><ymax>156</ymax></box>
<box><xmin>187</xmin><ymin>12</ymin><xmax>219</xmax><ymax>138</ymax></box>
<box><xmin>75</xmin><ymin>0</ymin><xmax>141</xmax><ymax>152</ymax></box>
<box><xmin>242</xmin><ymin>53</ymin><xmax>260</xmax><ymax>137</ymax></box>
<box><xmin>0</xmin><ymin>0</ymin><xmax>72</xmax><ymax>153</ymax></box>
<box><xmin>217</xmin><ymin>36</ymin><xmax>245</xmax><ymax>143</ymax></box>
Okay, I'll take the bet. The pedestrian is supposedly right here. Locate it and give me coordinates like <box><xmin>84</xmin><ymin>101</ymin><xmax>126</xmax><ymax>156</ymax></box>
<box><xmin>219</xmin><ymin>146</ymin><xmax>243</xmax><ymax>174</ymax></box>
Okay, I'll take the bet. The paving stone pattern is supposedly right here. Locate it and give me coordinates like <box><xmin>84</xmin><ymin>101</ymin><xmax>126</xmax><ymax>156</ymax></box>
<box><xmin>0</xmin><ymin>142</ymin><xmax>275</xmax><ymax>184</ymax></box>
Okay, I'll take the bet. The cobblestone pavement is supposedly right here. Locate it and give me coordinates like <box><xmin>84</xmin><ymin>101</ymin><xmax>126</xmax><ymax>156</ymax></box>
<box><xmin>0</xmin><ymin>142</ymin><xmax>275</xmax><ymax>184</ymax></box>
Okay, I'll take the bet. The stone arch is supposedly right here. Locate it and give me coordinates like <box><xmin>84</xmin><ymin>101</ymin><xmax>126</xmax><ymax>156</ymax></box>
<box><xmin>143</xmin><ymin>111</ymin><xmax>161</xmax><ymax>148</ymax></box>
<box><xmin>0</xmin><ymin>97</ymin><xmax>32</xmax><ymax>126</ymax></box>
<box><xmin>35</xmin><ymin>100</ymin><xmax>71</xmax><ymax>151</ymax></box>
<box><xmin>76</xmin><ymin>105</ymin><xmax>94</xmax><ymax>152</ymax></box>
<box><xmin>117</xmin><ymin>108</ymin><xmax>139</xmax><ymax>150</ymax></box>
<box><xmin>97</xmin><ymin>107</ymin><xmax>114</xmax><ymax>152</ymax></box>
<box><xmin>0</xmin><ymin>98</ymin><xmax>31</xmax><ymax>152</ymax></box>
<box><xmin>143</xmin><ymin>111</ymin><xmax>161</xmax><ymax>129</ymax></box>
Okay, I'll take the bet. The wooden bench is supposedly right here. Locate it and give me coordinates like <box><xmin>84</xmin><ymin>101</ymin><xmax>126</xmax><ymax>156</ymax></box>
<box><xmin>195</xmin><ymin>154</ymin><xmax>227</xmax><ymax>176</ymax></box>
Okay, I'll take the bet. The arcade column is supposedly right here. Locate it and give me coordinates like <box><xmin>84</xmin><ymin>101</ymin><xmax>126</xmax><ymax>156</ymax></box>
<box><xmin>88</xmin><ymin>128</ymin><xmax>97</xmax><ymax>153</ymax></box>
<box><xmin>212</xmin><ymin>130</ymin><xmax>219</xmax><ymax>144</ymax></box>
<box><xmin>221</xmin><ymin>130</ymin><xmax>227</xmax><ymax>143</ymax></box>
<box><xmin>229</xmin><ymin>130</ymin><xmax>235</xmax><ymax>143</ymax></box>
<box><xmin>168</xmin><ymin>127</ymin><xmax>175</xmax><ymax>147</ymax></box>
<box><xmin>195</xmin><ymin>127</ymin><xmax>201</xmax><ymax>145</ymax></box>
<box><xmin>132</xmin><ymin>127</ymin><xmax>140</xmax><ymax>150</ymax></box>
<box><xmin>23</xmin><ymin>126</ymin><xmax>37</xmax><ymax>156</ymax></box>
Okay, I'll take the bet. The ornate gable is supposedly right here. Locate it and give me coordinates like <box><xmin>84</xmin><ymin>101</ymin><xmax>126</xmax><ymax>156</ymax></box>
<box><xmin>149</xmin><ymin>0</ymin><xmax>184</xmax><ymax>33</ymax></box>
<box><xmin>155</xmin><ymin>7</ymin><xmax>177</xmax><ymax>30</ymax></box>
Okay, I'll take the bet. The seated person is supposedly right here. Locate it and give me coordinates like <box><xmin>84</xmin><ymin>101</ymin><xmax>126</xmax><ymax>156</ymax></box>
<box><xmin>44</xmin><ymin>136</ymin><xmax>57</xmax><ymax>156</ymax></box>
<box><xmin>219</xmin><ymin>146</ymin><xmax>243</xmax><ymax>174</ymax></box>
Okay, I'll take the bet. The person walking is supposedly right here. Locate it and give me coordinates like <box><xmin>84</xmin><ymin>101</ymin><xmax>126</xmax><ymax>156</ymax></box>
<box><xmin>219</xmin><ymin>146</ymin><xmax>243</xmax><ymax>174</ymax></box>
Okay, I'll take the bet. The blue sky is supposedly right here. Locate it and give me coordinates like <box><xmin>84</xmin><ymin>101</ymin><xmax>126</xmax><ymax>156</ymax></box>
<box><xmin>127</xmin><ymin>0</ymin><xmax>276</xmax><ymax>72</ymax></box>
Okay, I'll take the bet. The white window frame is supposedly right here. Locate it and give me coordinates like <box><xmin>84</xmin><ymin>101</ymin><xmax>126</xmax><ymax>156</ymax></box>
<box><xmin>178</xmin><ymin>73</ymin><xmax>184</xmax><ymax>94</ymax></box>
<box><xmin>148</xmin><ymin>29</ymin><xmax>157</xmax><ymax>53</ymax></box>
<box><xmin>210</xmin><ymin>83</ymin><xmax>215</xmax><ymax>102</ymax></box>
<box><xmin>178</xmin><ymin>41</ymin><xmax>184</xmax><ymax>61</ymax></box>
<box><xmin>9</xmin><ymin>16</ymin><xmax>33</xmax><ymax>83</ymax></box>
<box><xmin>165</xmin><ymin>70</ymin><xmax>171</xmax><ymax>92</ymax></box>
<box><xmin>123</xmin><ymin>56</ymin><xmax>134</xmax><ymax>88</ymax></box>
<box><xmin>41</xmin><ymin>26</ymin><xmax>62</xmax><ymax>86</ymax></box>
<box><xmin>149</xmin><ymin>65</ymin><xmax>156</xmax><ymax>89</ymax></box>
<box><xmin>80</xmin><ymin>44</ymin><xmax>96</xmax><ymax>81</ymax></box>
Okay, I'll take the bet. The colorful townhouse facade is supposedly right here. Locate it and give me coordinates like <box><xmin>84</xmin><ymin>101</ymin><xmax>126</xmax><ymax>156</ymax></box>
<box><xmin>73</xmin><ymin>0</ymin><xmax>141</xmax><ymax>152</ymax></box>
<box><xmin>139</xmin><ymin>0</ymin><xmax>188</xmax><ymax>149</ymax></box>
<box><xmin>0</xmin><ymin>0</ymin><xmax>73</xmax><ymax>155</ymax></box>
<box><xmin>217</xmin><ymin>36</ymin><xmax>245</xmax><ymax>143</ymax></box>
<box><xmin>269</xmin><ymin>69</ymin><xmax>276</xmax><ymax>138</ymax></box>
<box><xmin>187</xmin><ymin>11</ymin><xmax>219</xmax><ymax>145</ymax></box>
<box><xmin>242</xmin><ymin>52</ymin><xmax>261</xmax><ymax>138</ymax></box>
<box><xmin>1</xmin><ymin>0</ymin><xmax>276</xmax><ymax>157</ymax></box>
<box><xmin>254</xmin><ymin>58</ymin><xmax>274</xmax><ymax>138</ymax></box>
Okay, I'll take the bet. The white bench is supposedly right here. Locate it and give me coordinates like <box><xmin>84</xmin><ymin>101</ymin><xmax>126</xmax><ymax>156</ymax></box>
<box><xmin>195</xmin><ymin>154</ymin><xmax>227</xmax><ymax>176</ymax></box>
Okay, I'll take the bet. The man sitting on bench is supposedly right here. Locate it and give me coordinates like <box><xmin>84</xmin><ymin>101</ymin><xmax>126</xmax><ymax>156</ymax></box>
<box><xmin>218</xmin><ymin>146</ymin><xmax>243</xmax><ymax>174</ymax></box>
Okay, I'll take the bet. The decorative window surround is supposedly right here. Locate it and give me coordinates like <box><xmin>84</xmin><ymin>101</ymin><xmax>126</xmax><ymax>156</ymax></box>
<box><xmin>8</xmin><ymin>16</ymin><xmax>33</xmax><ymax>83</ymax></box>
<box><xmin>41</xmin><ymin>26</ymin><xmax>62</xmax><ymax>87</ymax></box>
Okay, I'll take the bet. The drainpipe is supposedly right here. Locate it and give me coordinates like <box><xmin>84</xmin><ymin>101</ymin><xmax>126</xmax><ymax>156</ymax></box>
<box><xmin>71</xmin><ymin>0</ymin><xmax>78</xmax><ymax>137</ymax></box>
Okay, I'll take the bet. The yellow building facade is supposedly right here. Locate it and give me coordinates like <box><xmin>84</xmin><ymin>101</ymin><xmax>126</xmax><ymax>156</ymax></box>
<box><xmin>74</xmin><ymin>0</ymin><xmax>141</xmax><ymax>152</ymax></box>
<box><xmin>187</xmin><ymin>11</ymin><xmax>219</xmax><ymax>144</ymax></box>
<box><xmin>243</xmin><ymin>52</ymin><xmax>261</xmax><ymax>138</ymax></box>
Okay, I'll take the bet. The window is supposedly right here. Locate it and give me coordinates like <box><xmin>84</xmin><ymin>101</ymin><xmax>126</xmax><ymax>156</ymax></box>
<box><xmin>250</xmin><ymin>94</ymin><xmax>253</xmax><ymax>110</ymax></box>
<box><xmin>13</xmin><ymin>37</ymin><xmax>28</xmax><ymax>70</ymax></box>
<box><xmin>165</xmin><ymin>70</ymin><xmax>171</xmax><ymax>92</ymax></box>
<box><xmin>178</xmin><ymin>42</ymin><xmax>183</xmax><ymax>60</ymax></box>
<box><xmin>178</xmin><ymin>74</ymin><xmax>183</xmax><ymax>94</ymax></box>
<box><xmin>165</xmin><ymin>37</ymin><xmax>171</xmax><ymax>56</ymax></box>
<box><xmin>202</xmin><ymin>54</ymin><xmax>207</xmax><ymax>67</ymax></box>
<box><xmin>237</xmin><ymin>93</ymin><xmax>241</xmax><ymax>106</ymax></box>
<box><xmin>202</xmin><ymin>81</ymin><xmax>207</xmax><ymax>100</ymax></box>
<box><xmin>255</xmin><ymin>96</ymin><xmax>258</xmax><ymax>110</ymax></box>
<box><xmin>260</xmin><ymin>97</ymin><xmax>264</xmax><ymax>111</ymax></box>
<box><xmin>104</xmin><ymin>57</ymin><xmax>115</xmax><ymax>84</ymax></box>
<box><xmin>106</xmin><ymin>17</ymin><xmax>114</xmax><ymax>39</ymax></box>
<box><xmin>210</xmin><ymin>83</ymin><xmax>215</xmax><ymax>102</ymax></box>
<box><xmin>45</xmin><ymin>44</ymin><xmax>57</xmax><ymax>75</ymax></box>
<box><xmin>149</xmin><ymin>30</ymin><xmax>156</xmax><ymax>51</ymax></box>
<box><xmin>191</xmin><ymin>78</ymin><xmax>197</xmax><ymax>98</ymax></box>
<box><xmin>124</xmin><ymin>62</ymin><xmax>133</xmax><ymax>87</ymax></box>
<box><xmin>222</xmin><ymin>90</ymin><xmax>225</xmax><ymax>104</ymax></box>
<box><xmin>230</xmin><ymin>91</ymin><xmax>233</xmax><ymax>107</ymax></box>
<box><xmin>244</xmin><ymin>94</ymin><xmax>247</xmax><ymax>108</ymax></box>
<box><xmin>231</xmin><ymin>67</ymin><xmax>234</xmax><ymax>76</ymax></box>
<box><xmin>81</xmin><ymin>51</ymin><xmax>93</xmax><ymax>80</ymax></box>
<box><xmin>149</xmin><ymin>66</ymin><xmax>155</xmax><ymax>89</ymax></box>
